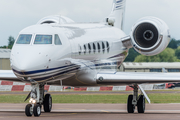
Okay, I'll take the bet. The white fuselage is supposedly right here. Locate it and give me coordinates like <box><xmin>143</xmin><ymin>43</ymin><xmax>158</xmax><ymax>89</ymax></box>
<box><xmin>11</xmin><ymin>23</ymin><xmax>128</xmax><ymax>86</ymax></box>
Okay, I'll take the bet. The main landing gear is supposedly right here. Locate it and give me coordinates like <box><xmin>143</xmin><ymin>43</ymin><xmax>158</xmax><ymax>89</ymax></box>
<box><xmin>25</xmin><ymin>83</ymin><xmax>52</xmax><ymax>117</ymax></box>
<box><xmin>127</xmin><ymin>84</ymin><xmax>145</xmax><ymax>113</ymax></box>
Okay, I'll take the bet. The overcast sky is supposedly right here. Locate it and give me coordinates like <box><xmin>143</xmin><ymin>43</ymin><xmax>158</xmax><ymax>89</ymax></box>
<box><xmin>0</xmin><ymin>0</ymin><xmax>180</xmax><ymax>46</ymax></box>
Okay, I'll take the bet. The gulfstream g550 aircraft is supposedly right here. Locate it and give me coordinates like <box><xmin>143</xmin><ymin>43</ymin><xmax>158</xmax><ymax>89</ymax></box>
<box><xmin>0</xmin><ymin>0</ymin><xmax>180</xmax><ymax>117</ymax></box>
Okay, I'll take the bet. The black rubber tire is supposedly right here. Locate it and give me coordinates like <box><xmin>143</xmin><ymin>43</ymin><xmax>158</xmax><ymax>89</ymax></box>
<box><xmin>44</xmin><ymin>94</ymin><xmax>52</xmax><ymax>112</ymax></box>
<box><xmin>25</xmin><ymin>104</ymin><xmax>33</xmax><ymax>117</ymax></box>
<box><xmin>127</xmin><ymin>95</ymin><xmax>135</xmax><ymax>113</ymax></box>
<box><xmin>137</xmin><ymin>95</ymin><xmax>145</xmax><ymax>113</ymax></box>
<box><xmin>33</xmin><ymin>104</ymin><xmax>41</xmax><ymax>117</ymax></box>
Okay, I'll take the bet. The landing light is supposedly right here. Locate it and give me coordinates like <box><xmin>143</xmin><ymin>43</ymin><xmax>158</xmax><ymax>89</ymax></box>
<box><xmin>29</xmin><ymin>98</ymin><xmax>36</xmax><ymax>104</ymax></box>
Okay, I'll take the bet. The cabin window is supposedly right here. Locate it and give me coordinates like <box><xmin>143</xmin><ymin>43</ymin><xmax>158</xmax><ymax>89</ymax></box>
<box><xmin>93</xmin><ymin>43</ymin><xmax>96</xmax><ymax>53</ymax></box>
<box><xmin>97</xmin><ymin>43</ymin><xmax>100</xmax><ymax>53</ymax></box>
<box><xmin>79</xmin><ymin>45</ymin><xmax>81</xmax><ymax>55</ymax></box>
<box><xmin>88</xmin><ymin>43</ymin><xmax>91</xmax><ymax>53</ymax></box>
<box><xmin>34</xmin><ymin>35</ymin><xmax>52</xmax><ymax>44</ymax></box>
<box><xmin>106</xmin><ymin>41</ymin><xmax>110</xmax><ymax>52</ymax></box>
<box><xmin>84</xmin><ymin>45</ymin><xmax>86</xmax><ymax>54</ymax></box>
<box><xmin>55</xmin><ymin>34</ymin><xmax>62</xmax><ymax>45</ymax></box>
<box><xmin>102</xmin><ymin>42</ymin><xmax>105</xmax><ymax>53</ymax></box>
<box><xmin>16</xmin><ymin>34</ymin><xmax>32</xmax><ymax>44</ymax></box>
<box><xmin>106</xmin><ymin>41</ymin><xmax>109</xmax><ymax>48</ymax></box>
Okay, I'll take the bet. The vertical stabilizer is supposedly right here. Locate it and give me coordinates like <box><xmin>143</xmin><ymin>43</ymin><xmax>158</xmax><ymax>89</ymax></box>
<box><xmin>107</xmin><ymin>0</ymin><xmax>126</xmax><ymax>30</ymax></box>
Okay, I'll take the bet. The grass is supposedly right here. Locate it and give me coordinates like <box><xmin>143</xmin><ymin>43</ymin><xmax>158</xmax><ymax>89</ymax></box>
<box><xmin>0</xmin><ymin>95</ymin><xmax>27</xmax><ymax>103</ymax></box>
<box><xmin>148</xmin><ymin>93</ymin><xmax>180</xmax><ymax>103</ymax></box>
<box><xmin>0</xmin><ymin>93</ymin><xmax>180</xmax><ymax>103</ymax></box>
<box><xmin>52</xmin><ymin>94</ymin><xmax>128</xmax><ymax>103</ymax></box>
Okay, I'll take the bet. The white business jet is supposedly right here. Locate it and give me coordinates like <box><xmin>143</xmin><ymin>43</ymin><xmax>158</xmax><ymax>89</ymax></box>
<box><xmin>0</xmin><ymin>0</ymin><xmax>180</xmax><ymax>117</ymax></box>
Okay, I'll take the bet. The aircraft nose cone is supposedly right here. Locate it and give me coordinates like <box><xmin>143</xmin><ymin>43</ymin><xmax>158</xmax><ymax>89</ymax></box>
<box><xmin>11</xmin><ymin>52</ymin><xmax>48</xmax><ymax>73</ymax></box>
<box><xmin>11</xmin><ymin>57</ymin><xmax>34</xmax><ymax>72</ymax></box>
<box><xmin>10</xmin><ymin>45</ymin><xmax>52</xmax><ymax>75</ymax></box>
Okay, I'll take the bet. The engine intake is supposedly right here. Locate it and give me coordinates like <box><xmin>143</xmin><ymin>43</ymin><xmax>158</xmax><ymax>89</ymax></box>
<box><xmin>133</xmin><ymin>23</ymin><xmax>159</xmax><ymax>48</ymax></box>
<box><xmin>130</xmin><ymin>17</ymin><xmax>171</xmax><ymax>56</ymax></box>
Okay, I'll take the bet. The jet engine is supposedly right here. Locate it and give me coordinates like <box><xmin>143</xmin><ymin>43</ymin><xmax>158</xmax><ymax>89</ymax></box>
<box><xmin>130</xmin><ymin>17</ymin><xmax>171</xmax><ymax>56</ymax></box>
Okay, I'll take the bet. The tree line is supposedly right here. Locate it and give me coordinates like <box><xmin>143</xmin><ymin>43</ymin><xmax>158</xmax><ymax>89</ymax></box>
<box><xmin>124</xmin><ymin>38</ymin><xmax>180</xmax><ymax>62</ymax></box>
<box><xmin>0</xmin><ymin>36</ymin><xmax>15</xmax><ymax>49</ymax></box>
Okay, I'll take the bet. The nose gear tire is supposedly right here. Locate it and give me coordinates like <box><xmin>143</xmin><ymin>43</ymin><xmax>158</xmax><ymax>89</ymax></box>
<box><xmin>25</xmin><ymin>104</ymin><xmax>33</xmax><ymax>117</ymax></box>
<box><xmin>33</xmin><ymin>104</ymin><xmax>41</xmax><ymax>117</ymax></box>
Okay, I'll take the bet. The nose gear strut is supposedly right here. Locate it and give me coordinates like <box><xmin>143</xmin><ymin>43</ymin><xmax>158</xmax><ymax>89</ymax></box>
<box><xmin>25</xmin><ymin>83</ymin><xmax>52</xmax><ymax>117</ymax></box>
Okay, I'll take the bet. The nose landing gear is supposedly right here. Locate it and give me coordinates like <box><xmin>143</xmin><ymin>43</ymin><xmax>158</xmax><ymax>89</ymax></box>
<box><xmin>25</xmin><ymin>83</ymin><xmax>52</xmax><ymax>117</ymax></box>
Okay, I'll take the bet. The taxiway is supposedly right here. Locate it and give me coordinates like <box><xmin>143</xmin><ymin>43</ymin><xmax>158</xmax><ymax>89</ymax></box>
<box><xmin>0</xmin><ymin>103</ymin><xmax>180</xmax><ymax>120</ymax></box>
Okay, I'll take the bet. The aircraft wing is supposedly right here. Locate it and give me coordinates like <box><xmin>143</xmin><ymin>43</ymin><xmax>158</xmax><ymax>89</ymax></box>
<box><xmin>96</xmin><ymin>72</ymin><xmax>180</xmax><ymax>85</ymax></box>
<box><xmin>0</xmin><ymin>70</ymin><xmax>22</xmax><ymax>82</ymax></box>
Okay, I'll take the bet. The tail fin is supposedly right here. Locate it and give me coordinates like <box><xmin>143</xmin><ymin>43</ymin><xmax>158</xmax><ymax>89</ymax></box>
<box><xmin>107</xmin><ymin>0</ymin><xmax>126</xmax><ymax>30</ymax></box>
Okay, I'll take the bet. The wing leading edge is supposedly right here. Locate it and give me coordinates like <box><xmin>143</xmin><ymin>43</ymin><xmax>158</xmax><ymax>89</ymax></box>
<box><xmin>0</xmin><ymin>70</ymin><xmax>22</xmax><ymax>82</ymax></box>
<box><xmin>96</xmin><ymin>72</ymin><xmax>180</xmax><ymax>85</ymax></box>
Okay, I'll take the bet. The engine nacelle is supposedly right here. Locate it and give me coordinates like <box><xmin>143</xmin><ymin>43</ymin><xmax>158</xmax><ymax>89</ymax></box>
<box><xmin>130</xmin><ymin>17</ymin><xmax>171</xmax><ymax>56</ymax></box>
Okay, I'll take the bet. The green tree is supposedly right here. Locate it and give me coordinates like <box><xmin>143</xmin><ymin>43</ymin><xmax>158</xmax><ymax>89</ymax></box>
<box><xmin>175</xmin><ymin>46</ymin><xmax>180</xmax><ymax>59</ymax></box>
<box><xmin>0</xmin><ymin>45</ymin><xmax>7</xmax><ymax>48</ymax></box>
<box><xmin>8</xmin><ymin>36</ymin><xmax>15</xmax><ymax>49</ymax></box>
<box><xmin>134</xmin><ymin>48</ymin><xmax>179</xmax><ymax>62</ymax></box>
<box><xmin>0</xmin><ymin>36</ymin><xmax>15</xmax><ymax>49</ymax></box>
<box><xmin>168</xmin><ymin>38</ymin><xmax>180</xmax><ymax>49</ymax></box>
<box><xmin>124</xmin><ymin>48</ymin><xmax>140</xmax><ymax>62</ymax></box>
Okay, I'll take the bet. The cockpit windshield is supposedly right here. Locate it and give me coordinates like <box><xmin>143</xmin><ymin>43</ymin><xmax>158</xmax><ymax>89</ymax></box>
<box><xmin>16</xmin><ymin>34</ymin><xmax>32</xmax><ymax>44</ymax></box>
<box><xmin>34</xmin><ymin>35</ymin><xmax>52</xmax><ymax>44</ymax></box>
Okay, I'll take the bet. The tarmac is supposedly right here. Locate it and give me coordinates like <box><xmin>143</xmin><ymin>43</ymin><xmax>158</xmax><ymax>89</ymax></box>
<box><xmin>0</xmin><ymin>103</ymin><xmax>180</xmax><ymax>120</ymax></box>
<box><xmin>0</xmin><ymin>90</ymin><xmax>180</xmax><ymax>119</ymax></box>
